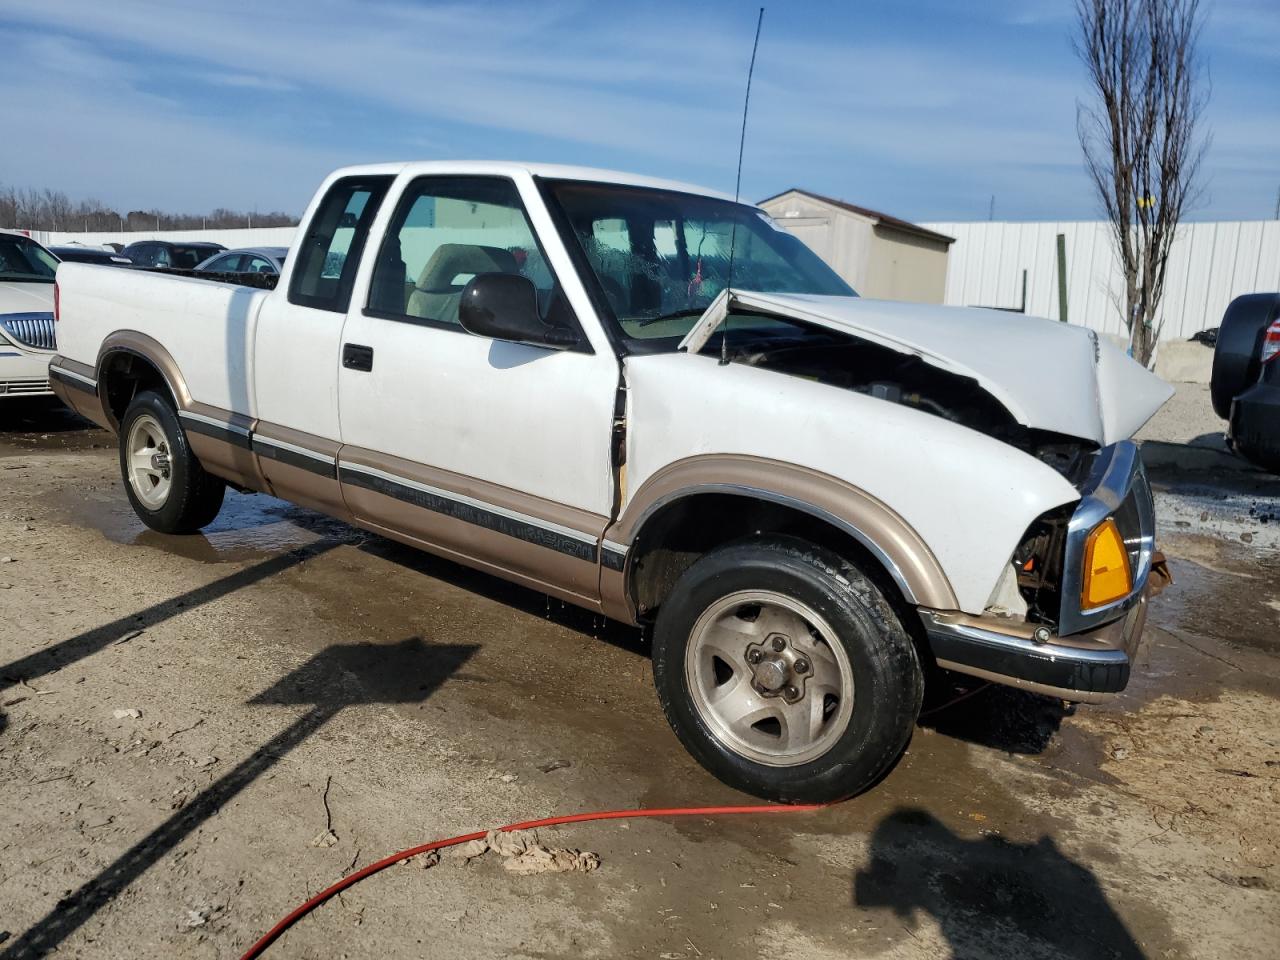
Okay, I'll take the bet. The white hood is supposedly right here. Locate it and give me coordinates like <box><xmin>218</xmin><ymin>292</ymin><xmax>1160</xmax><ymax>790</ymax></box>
<box><xmin>689</xmin><ymin>292</ymin><xmax>1174</xmax><ymax>446</ymax></box>
<box><xmin>0</xmin><ymin>280</ymin><xmax>56</xmax><ymax>315</ymax></box>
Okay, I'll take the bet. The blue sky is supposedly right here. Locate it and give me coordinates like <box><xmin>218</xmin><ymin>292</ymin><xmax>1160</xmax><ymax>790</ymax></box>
<box><xmin>0</xmin><ymin>0</ymin><xmax>1276</xmax><ymax>222</ymax></box>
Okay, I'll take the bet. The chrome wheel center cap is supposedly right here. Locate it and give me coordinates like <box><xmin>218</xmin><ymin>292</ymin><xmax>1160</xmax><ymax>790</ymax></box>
<box><xmin>753</xmin><ymin>657</ymin><xmax>788</xmax><ymax>692</ymax></box>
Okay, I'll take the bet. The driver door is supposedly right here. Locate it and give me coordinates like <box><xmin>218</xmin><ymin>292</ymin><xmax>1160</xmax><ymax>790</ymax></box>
<box><xmin>336</xmin><ymin>175</ymin><xmax>618</xmax><ymax>605</ymax></box>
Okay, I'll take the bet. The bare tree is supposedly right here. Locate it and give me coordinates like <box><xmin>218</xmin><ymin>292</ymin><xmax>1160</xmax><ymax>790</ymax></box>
<box><xmin>0</xmin><ymin>182</ymin><xmax>298</xmax><ymax>233</ymax></box>
<box><xmin>1075</xmin><ymin>0</ymin><xmax>1209</xmax><ymax>367</ymax></box>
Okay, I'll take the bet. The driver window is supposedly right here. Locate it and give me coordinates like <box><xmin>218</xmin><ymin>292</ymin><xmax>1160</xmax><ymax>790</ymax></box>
<box><xmin>367</xmin><ymin>176</ymin><xmax>574</xmax><ymax>333</ymax></box>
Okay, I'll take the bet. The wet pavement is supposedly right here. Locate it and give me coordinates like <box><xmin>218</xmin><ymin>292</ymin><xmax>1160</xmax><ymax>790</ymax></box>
<box><xmin>1</xmin><ymin>399</ymin><xmax>1277</xmax><ymax>959</ymax></box>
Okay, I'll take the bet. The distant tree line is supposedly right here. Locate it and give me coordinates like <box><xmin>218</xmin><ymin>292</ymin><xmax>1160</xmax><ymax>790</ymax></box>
<box><xmin>0</xmin><ymin>184</ymin><xmax>298</xmax><ymax>233</ymax></box>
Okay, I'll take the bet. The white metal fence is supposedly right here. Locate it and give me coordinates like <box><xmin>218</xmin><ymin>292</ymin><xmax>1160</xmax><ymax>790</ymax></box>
<box><xmin>922</xmin><ymin>220</ymin><xmax>1280</xmax><ymax>343</ymax></box>
<box><xmin>29</xmin><ymin>226</ymin><xmax>297</xmax><ymax>250</ymax></box>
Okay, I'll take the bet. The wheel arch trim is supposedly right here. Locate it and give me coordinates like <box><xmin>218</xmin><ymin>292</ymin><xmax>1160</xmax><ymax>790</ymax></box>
<box><xmin>95</xmin><ymin>331</ymin><xmax>194</xmax><ymax>429</ymax></box>
<box><xmin>607</xmin><ymin>455</ymin><xmax>959</xmax><ymax>613</ymax></box>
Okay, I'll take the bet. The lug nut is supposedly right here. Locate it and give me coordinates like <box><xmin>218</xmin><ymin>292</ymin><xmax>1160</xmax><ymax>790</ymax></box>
<box><xmin>793</xmin><ymin>658</ymin><xmax>809</xmax><ymax>674</ymax></box>
<box><xmin>747</xmin><ymin>649</ymin><xmax>763</xmax><ymax>664</ymax></box>
<box><xmin>771</xmin><ymin>636</ymin><xmax>786</xmax><ymax>652</ymax></box>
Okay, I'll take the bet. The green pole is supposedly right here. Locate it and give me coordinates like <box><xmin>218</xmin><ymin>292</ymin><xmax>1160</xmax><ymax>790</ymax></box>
<box><xmin>1056</xmin><ymin>233</ymin><xmax>1069</xmax><ymax>323</ymax></box>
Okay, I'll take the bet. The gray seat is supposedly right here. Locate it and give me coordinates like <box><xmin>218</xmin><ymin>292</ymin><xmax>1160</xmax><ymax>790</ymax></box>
<box><xmin>407</xmin><ymin>244</ymin><xmax>518</xmax><ymax>325</ymax></box>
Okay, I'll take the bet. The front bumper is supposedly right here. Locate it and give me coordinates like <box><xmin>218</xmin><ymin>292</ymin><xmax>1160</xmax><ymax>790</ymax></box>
<box><xmin>920</xmin><ymin>440</ymin><xmax>1158</xmax><ymax>703</ymax></box>
<box><xmin>920</xmin><ymin>598</ymin><xmax>1147</xmax><ymax>703</ymax></box>
<box><xmin>0</xmin><ymin>342</ymin><xmax>55</xmax><ymax>398</ymax></box>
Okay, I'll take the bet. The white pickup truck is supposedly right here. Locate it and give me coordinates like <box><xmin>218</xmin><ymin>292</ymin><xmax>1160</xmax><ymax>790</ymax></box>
<box><xmin>50</xmin><ymin>162</ymin><xmax>1172</xmax><ymax>802</ymax></box>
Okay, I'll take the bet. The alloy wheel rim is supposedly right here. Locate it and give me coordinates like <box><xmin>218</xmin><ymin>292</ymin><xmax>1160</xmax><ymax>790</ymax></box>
<box><xmin>684</xmin><ymin>590</ymin><xmax>855</xmax><ymax>767</ymax></box>
<box><xmin>126</xmin><ymin>413</ymin><xmax>173</xmax><ymax>510</ymax></box>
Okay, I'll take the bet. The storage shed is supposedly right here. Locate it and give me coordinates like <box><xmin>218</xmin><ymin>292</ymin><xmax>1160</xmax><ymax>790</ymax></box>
<box><xmin>758</xmin><ymin>188</ymin><xmax>954</xmax><ymax>303</ymax></box>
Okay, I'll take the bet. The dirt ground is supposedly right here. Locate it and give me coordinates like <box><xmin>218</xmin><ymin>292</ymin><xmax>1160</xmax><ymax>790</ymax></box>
<box><xmin>1</xmin><ymin>396</ymin><xmax>1278</xmax><ymax>960</ymax></box>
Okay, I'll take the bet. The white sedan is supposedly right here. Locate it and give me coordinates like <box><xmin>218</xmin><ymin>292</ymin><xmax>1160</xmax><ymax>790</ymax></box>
<box><xmin>0</xmin><ymin>232</ymin><xmax>58</xmax><ymax>399</ymax></box>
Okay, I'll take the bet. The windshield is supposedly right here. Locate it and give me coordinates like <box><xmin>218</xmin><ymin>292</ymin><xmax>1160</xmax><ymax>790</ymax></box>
<box><xmin>546</xmin><ymin>181</ymin><xmax>854</xmax><ymax>346</ymax></box>
<box><xmin>0</xmin><ymin>234</ymin><xmax>59</xmax><ymax>282</ymax></box>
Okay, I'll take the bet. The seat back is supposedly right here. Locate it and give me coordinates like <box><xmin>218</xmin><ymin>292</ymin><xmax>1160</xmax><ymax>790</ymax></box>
<box><xmin>407</xmin><ymin>243</ymin><xmax>518</xmax><ymax>325</ymax></box>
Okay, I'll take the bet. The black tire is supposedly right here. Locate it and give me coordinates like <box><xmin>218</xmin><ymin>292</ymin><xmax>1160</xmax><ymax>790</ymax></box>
<box><xmin>652</xmin><ymin>536</ymin><xmax>922</xmax><ymax>803</ymax></box>
<box><xmin>119</xmin><ymin>390</ymin><xmax>225</xmax><ymax>533</ymax></box>
<box><xmin>1211</xmin><ymin>293</ymin><xmax>1280</xmax><ymax>419</ymax></box>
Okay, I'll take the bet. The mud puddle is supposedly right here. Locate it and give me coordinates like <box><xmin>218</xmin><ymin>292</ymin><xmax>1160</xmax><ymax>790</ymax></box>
<box><xmin>47</xmin><ymin>485</ymin><xmax>357</xmax><ymax>563</ymax></box>
<box><xmin>1151</xmin><ymin>463</ymin><xmax>1280</xmax><ymax>553</ymax></box>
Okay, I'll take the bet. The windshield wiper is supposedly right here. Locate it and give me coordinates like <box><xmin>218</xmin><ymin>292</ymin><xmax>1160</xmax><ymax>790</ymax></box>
<box><xmin>634</xmin><ymin>307</ymin><xmax>709</xmax><ymax>328</ymax></box>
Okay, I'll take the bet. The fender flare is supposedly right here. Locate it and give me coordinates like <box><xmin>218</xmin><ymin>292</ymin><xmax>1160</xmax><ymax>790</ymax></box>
<box><xmin>95</xmin><ymin>331</ymin><xmax>194</xmax><ymax>428</ymax></box>
<box><xmin>607</xmin><ymin>454</ymin><xmax>959</xmax><ymax>612</ymax></box>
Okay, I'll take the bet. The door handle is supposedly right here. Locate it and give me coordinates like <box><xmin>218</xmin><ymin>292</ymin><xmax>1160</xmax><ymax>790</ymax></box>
<box><xmin>342</xmin><ymin>343</ymin><xmax>374</xmax><ymax>372</ymax></box>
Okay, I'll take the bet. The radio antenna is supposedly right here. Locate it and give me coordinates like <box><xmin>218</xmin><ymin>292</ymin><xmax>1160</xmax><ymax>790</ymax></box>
<box><xmin>722</xmin><ymin>5</ymin><xmax>764</xmax><ymax>366</ymax></box>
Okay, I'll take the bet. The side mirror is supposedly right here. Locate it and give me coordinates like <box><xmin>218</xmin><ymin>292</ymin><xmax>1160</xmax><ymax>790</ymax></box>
<box><xmin>458</xmin><ymin>273</ymin><xmax>579</xmax><ymax>350</ymax></box>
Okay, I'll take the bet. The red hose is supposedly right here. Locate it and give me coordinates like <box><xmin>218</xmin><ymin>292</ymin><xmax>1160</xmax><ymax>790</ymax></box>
<box><xmin>238</xmin><ymin>803</ymin><xmax>824</xmax><ymax>960</ymax></box>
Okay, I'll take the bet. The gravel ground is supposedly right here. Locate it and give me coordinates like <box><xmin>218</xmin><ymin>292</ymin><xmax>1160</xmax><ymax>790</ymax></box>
<box><xmin>1</xmin><ymin>399</ymin><xmax>1278</xmax><ymax>960</ymax></box>
<box><xmin>1135</xmin><ymin>382</ymin><xmax>1224</xmax><ymax>448</ymax></box>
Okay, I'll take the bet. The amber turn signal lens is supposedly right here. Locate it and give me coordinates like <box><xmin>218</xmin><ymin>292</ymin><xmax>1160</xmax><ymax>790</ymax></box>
<box><xmin>1081</xmin><ymin>517</ymin><xmax>1132</xmax><ymax>609</ymax></box>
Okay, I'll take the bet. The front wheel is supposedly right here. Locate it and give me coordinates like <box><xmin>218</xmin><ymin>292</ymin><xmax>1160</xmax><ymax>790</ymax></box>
<box><xmin>652</xmin><ymin>536</ymin><xmax>922</xmax><ymax>803</ymax></box>
<box><xmin>119</xmin><ymin>390</ymin><xmax>225</xmax><ymax>533</ymax></box>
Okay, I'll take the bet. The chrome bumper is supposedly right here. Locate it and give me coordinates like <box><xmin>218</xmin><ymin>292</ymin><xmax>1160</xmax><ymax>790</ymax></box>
<box><xmin>0</xmin><ymin>378</ymin><xmax>54</xmax><ymax>397</ymax></box>
<box><xmin>920</xmin><ymin>597</ymin><xmax>1147</xmax><ymax>703</ymax></box>
<box><xmin>919</xmin><ymin>441</ymin><xmax>1157</xmax><ymax>703</ymax></box>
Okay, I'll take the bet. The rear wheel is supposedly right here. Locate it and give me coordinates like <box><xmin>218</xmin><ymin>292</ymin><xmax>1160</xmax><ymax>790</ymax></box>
<box><xmin>119</xmin><ymin>390</ymin><xmax>225</xmax><ymax>533</ymax></box>
<box><xmin>652</xmin><ymin>536</ymin><xmax>922</xmax><ymax>803</ymax></box>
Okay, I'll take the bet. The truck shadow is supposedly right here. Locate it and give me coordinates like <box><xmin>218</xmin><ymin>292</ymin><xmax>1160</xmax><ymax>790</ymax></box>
<box><xmin>1143</xmin><ymin>439</ymin><xmax>1280</xmax><ymax>492</ymax></box>
<box><xmin>854</xmin><ymin>808</ymin><xmax>1146</xmax><ymax>959</ymax></box>
<box><xmin>355</xmin><ymin>534</ymin><xmax>649</xmax><ymax>659</ymax></box>
<box><xmin>0</xmin><ymin>634</ymin><xmax>475</xmax><ymax>960</ymax></box>
<box><xmin>0</xmin><ymin>396</ymin><xmax>97</xmax><ymax>437</ymax></box>
<box><xmin>918</xmin><ymin>679</ymin><xmax>1069</xmax><ymax>755</ymax></box>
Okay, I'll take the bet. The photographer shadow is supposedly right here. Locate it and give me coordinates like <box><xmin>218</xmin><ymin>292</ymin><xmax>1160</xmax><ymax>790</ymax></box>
<box><xmin>854</xmin><ymin>808</ymin><xmax>1145</xmax><ymax>959</ymax></box>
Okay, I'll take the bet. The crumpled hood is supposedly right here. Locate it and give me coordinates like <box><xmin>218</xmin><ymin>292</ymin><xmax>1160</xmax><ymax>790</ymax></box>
<box><xmin>720</xmin><ymin>292</ymin><xmax>1174</xmax><ymax>445</ymax></box>
<box><xmin>0</xmin><ymin>280</ymin><xmax>55</xmax><ymax>315</ymax></box>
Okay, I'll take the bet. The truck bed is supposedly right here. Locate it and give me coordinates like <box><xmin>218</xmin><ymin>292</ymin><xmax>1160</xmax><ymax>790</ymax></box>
<box><xmin>135</xmin><ymin>266</ymin><xmax>280</xmax><ymax>291</ymax></box>
<box><xmin>55</xmin><ymin>261</ymin><xmax>276</xmax><ymax>416</ymax></box>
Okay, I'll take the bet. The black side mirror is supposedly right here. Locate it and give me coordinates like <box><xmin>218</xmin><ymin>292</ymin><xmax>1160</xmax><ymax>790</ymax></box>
<box><xmin>458</xmin><ymin>273</ymin><xmax>579</xmax><ymax>350</ymax></box>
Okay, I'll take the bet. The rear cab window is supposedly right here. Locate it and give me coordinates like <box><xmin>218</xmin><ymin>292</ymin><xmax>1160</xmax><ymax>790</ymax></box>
<box><xmin>289</xmin><ymin>176</ymin><xmax>393</xmax><ymax>312</ymax></box>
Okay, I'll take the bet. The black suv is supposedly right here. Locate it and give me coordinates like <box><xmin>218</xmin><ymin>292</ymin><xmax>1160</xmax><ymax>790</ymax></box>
<box><xmin>122</xmin><ymin>241</ymin><xmax>226</xmax><ymax>271</ymax></box>
<box><xmin>1212</xmin><ymin>293</ymin><xmax>1280</xmax><ymax>472</ymax></box>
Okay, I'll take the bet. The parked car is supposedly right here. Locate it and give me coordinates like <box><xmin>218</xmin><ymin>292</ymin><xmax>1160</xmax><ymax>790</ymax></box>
<box><xmin>121</xmin><ymin>240</ymin><xmax>225</xmax><ymax>270</ymax></box>
<box><xmin>1211</xmin><ymin>293</ymin><xmax>1280</xmax><ymax>472</ymax></box>
<box><xmin>195</xmin><ymin>246</ymin><xmax>288</xmax><ymax>276</ymax></box>
<box><xmin>49</xmin><ymin>162</ymin><xmax>1173</xmax><ymax>802</ymax></box>
<box><xmin>48</xmin><ymin>245</ymin><xmax>133</xmax><ymax>267</ymax></box>
<box><xmin>0</xmin><ymin>231</ymin><xmax>57</xmax><ymax>400</ymax></box>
